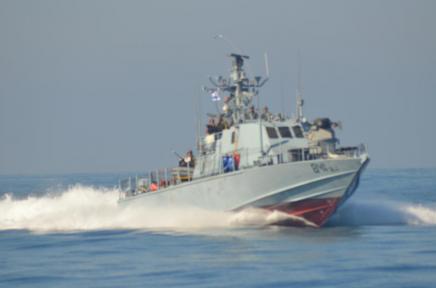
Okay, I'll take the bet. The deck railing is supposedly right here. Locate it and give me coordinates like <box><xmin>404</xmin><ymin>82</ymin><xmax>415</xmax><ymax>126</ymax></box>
<box><xmin>119</xmin><ymin>166</ymin><xmax>194</xmax><ymax>197</ymax></box>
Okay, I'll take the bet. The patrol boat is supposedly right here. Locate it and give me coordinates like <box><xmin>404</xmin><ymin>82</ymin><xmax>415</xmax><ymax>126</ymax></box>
<box><xmin>118</xmin><ymin>53</ymin><xmax>369</xmax><ymax>227</ymax></box>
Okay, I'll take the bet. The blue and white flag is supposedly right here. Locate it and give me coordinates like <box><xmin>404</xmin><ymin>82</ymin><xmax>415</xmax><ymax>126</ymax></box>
<box><xmin>211</xmin><ymin>90</ymin><xmax>221</xmax><ymax>102</ymax></box>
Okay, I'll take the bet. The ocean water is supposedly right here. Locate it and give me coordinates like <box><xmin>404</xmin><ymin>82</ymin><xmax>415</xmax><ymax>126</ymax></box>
<box><xmin>1</xmin><ymin>169</ymin><xmax>436</xmax><ymax>287</ymax></box>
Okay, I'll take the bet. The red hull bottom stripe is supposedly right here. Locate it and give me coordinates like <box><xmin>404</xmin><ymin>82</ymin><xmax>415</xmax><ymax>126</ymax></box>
<box><xmin>262</xmin><ymin>197</ymin><xmax>341</xmax><ymax>227</ymax></box>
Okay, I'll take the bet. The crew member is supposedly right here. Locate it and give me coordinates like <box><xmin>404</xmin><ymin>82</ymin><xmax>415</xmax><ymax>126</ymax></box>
<box><xmin>150</xmin><ymin>181</ymin><xmax>158</xmax><ymax>191</ymax></box>
<box><xmin>179</xmin><ymin>150</ymin><xmax>195</xmax><ymax>168</ymax></box>
<box><xmin>206</xmin><ymin>118</ymin><xmax>217</xmax><ymax>134</ymax></box>
<box><xmin>216</xmin><ymin>115</ymin><xmax>229</xmax><ymax>132</ymax></box>
<box><xmin>261</xmin><ymin>106</ymin><xmax>272</xmax><ymax>121</ymax></box>
<box><xmin>246</xmin><ymin>105</ymin><xmax>258</xmax><ymax>120</ymax></box>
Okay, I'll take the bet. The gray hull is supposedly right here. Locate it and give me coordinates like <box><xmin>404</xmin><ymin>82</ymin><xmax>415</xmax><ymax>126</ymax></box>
<box><xmin>119</xmin><ymin>156</ymin><xmax>369</xmax><ymax>227</ymax></box>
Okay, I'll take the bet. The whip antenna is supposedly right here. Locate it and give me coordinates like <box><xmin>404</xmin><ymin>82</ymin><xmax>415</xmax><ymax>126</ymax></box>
<box><xmin>264</xmin><ymin>52</ymin><xmax>270</xmax><ymax>78</ymax></box>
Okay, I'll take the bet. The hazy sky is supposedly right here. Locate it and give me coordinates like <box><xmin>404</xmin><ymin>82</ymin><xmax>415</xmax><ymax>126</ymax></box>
<box><xmin>1</xmin><ymin>0</ymin><xmax>435</xmax><ymax>174</ymax></box>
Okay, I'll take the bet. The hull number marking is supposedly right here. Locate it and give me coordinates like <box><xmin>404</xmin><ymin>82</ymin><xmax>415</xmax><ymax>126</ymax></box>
<box><xmin>310</xmin><ymin>163</ymin><xmax>339</xmax><ymax>174</ymax></box>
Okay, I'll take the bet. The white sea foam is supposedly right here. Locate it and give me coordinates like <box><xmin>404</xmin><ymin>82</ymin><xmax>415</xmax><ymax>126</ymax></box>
<box><xmin>0</xmin><ymin>185</ymin><xmax>220</xmax><ymax>232</ymax></box>
<box><xmin>1</xmin><ymin>185</ymin><xmax>435</xmax><ymax>232</ymax></box>
<box><xmin>403</xmin><ymin>204</ymin><xmax>436</xmax><ymax>225</ymax></box>
<box><xmin>330</xmin><ymin>199</ymin><xmax>436</xmax><ymax>226</ymax></box>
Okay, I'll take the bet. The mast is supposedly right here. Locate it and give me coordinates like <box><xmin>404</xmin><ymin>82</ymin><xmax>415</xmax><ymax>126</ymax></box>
<box><xmin>206</xmin><ymin>53</ymin><xmax>268</xmax><ymax>124</ymax></box>
<box><xmin>229</xmin><ymin>53</ymin><xmax>249</xmax><ymax>122</ymax></box>
<box><xmin>296</xmin><ymin>51</ymin><xmax>304</xmax><ymax>122</ymax></box>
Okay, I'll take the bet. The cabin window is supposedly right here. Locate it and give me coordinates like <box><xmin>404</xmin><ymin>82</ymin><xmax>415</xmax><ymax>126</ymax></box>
<box><xmin>292</xmin><ymin>126</ymin><xmax>304</xmax><ymax>138</ymax></box>
<box><xmin>278</xmin><ymin>126</ymin><xmax>293</xmax><ymax>138</ymax></box>
<box><xmin>266</xmin><ymin>127</ymin><xmax>279</xmax><ymax>139</ymax></box>
<box><xmin>231</xmin><ymin>131</ymin><xmax>236</xmax><ymax>144</ymax></box>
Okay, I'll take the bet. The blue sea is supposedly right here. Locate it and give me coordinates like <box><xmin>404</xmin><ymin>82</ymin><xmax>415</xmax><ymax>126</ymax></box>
<box><xmin>1</xmin><ymin>169</ymin><xmax>436</xmax><ymax>287</ymax></box>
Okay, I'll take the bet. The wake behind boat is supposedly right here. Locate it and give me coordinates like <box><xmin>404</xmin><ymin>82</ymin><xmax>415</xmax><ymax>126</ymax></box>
<box><xmin>118</xmin><ymin>53</ymin><xmax>369</xmax><ymax>227</ymax></box>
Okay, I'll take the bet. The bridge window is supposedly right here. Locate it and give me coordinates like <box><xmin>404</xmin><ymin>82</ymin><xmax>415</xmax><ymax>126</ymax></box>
<box><xmin>292</xmin><ymin>126</ymin><xmax>304</xmax><ymax>138</ymax></box>
<box><xmin>266</xmin><ymin>127</ymin><xmax>279</xmax><ymax>139</ymax></box>
<box><xmin>278</xmin><ymin>127</ymin><xmax>293</xmax><ymax>138</ymax></box>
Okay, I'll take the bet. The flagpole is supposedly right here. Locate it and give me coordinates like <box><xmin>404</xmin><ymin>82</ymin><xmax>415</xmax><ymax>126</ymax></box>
<box><xmin>211</xmin><ymin>89</ymin><xmax>221</xmax><ymax>115</ymax></box>
<box><xmin>214</xmin><ymin>101</ymin><xmax>220</xmax><ymax>115</ymax></box>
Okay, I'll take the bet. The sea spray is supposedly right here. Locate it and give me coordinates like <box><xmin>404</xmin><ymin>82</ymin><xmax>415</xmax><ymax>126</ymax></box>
<box><xmin>329</xmin><ymin>198</ymin><xmax>436</xmax><ymax>226</ymax></box>
<box><xmin>0</xmin><ymin>185</ymin><xmax>266</xmax><ymax>232</ymax></box>
<box><xmin>404</xmin><ymin>204</ymin><xmax>436</xmax><ymax>225</ymax></box>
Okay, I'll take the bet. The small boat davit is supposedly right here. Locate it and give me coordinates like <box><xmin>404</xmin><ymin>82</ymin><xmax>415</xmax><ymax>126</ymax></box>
<box><xmin>118</xmin><ymin>53</ymin><xmax>369</xmax><ymax>227</ymax></box>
